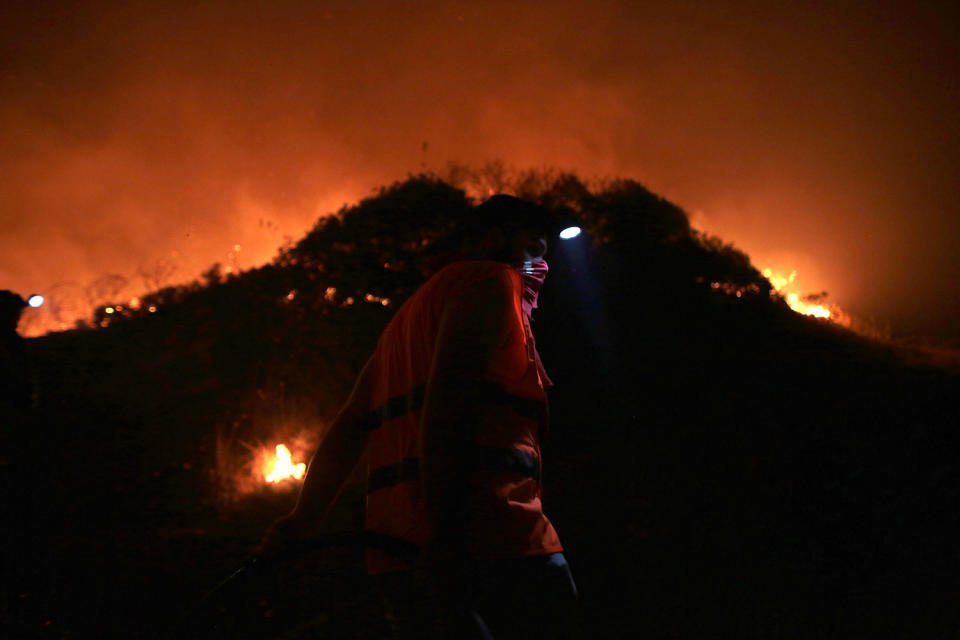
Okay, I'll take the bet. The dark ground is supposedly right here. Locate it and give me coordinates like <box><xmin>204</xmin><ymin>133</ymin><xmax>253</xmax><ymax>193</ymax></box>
<box><xmin>3</xmin><ymin>289</ymin><xmax>959</xmax><ymax>639</ymax></box>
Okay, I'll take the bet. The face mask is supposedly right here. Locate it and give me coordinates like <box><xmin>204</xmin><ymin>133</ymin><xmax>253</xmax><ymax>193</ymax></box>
<box><xmin>519</xmin><ymin>259</ymin><xmax>549</xmax><ymax>317</ymax></box>
<box><xmin>517</xmin><ymin>258</ymin><xmax>553</xmax><ymax>390</ymax></box>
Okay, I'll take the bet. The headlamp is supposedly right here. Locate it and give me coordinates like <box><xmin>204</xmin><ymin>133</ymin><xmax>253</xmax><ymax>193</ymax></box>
<box><xmin>559</xmin><ymin>226</ymin><xmax>582</xmax><ymax>240</ymax></box>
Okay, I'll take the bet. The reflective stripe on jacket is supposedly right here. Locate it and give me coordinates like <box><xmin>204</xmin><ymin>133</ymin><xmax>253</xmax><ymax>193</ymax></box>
<box><xmin>363</xmin><ymin>260</ymin><xmax>563</xmax><ymax>574</ymax></box>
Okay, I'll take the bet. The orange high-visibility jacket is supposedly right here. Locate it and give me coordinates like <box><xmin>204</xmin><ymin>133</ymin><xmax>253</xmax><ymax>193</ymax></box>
<box><xmin>363</xmin><ymin>259</ymin><xmax>563</xmax><ymax>574</ymax></box>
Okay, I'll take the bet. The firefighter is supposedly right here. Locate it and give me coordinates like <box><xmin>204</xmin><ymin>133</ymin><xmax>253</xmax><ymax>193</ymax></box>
<box><xmin>262</xmin><ymin>195</ymin><xmax>577</xmax><ymax>639</ymax></box>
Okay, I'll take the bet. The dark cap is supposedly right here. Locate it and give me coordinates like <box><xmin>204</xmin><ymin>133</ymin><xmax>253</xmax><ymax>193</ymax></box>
<box><xmin>471</xmin><ymin>194</ymin><xmax>556</xmax><ymax>235</ymax></box>
<box><xmin>0</xmin><ymin>290</ymin><xmax>27</xmax><ymax>322</ymax></box>
<box><xmin>0</xmin><ymin>289</ymin><xmax>27</xmax><ymax>309</ymax></box>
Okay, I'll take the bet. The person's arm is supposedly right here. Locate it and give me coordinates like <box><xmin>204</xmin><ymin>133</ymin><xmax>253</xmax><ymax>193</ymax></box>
<box><xmin>419</xmin><ymin>269</ymin><xmax>517</xmax><ymax>551</ymax></box>
<box><xmin>261</xmin><ymin>357</ymin><xmax>375</xmax><ymax>551</ymax></box>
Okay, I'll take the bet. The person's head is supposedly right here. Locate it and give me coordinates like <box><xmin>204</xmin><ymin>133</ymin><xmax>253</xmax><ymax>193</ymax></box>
<box><xmin>462</xmin><ymin>195</ymin><xmax>553</xmax><ymax>265</ymax></box>
<box><xmin>0</xmin><ymin>290</ymin><xmax>27</xmax><ymax>330</ymax></box>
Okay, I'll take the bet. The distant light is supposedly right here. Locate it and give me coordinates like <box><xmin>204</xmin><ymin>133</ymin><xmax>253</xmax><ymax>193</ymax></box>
<box><xmin>27</xmin><ymin>295</ymin><xmax>44</xmax><ymax>308</ymax></box>
<box><xmin>105</xmin><ymin>307</ymin><xmax>115</xmax><ymax>314</ymax></box>
<box><xmin>559</xmin><ymin>226</ymin><xmax>582</xmax><ymax>240</ymax></box>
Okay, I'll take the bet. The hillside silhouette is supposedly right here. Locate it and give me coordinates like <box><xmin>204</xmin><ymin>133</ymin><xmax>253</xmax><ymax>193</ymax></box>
<box><xmin>4</xmin><ymin>172</ymin><xmax>958</xmax><ymax>638</ymax></box>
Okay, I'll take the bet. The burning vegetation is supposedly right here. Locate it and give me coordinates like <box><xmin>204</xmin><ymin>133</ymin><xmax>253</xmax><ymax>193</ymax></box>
<box><xmin>18</xmin><ymin>166</ymin><xmax>875</xmax><ymax>342</ymax></box>
<box><xmin>763</xmin><ymin>268</ymin><xmax>843</xmax><ymax>322</ymax></box>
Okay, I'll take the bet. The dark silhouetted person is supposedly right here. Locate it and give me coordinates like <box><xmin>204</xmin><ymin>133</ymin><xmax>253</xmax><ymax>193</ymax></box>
<box><xmin>0</xmin><ymin>291</ymin><xmax>33</xmax><ymax>414</ymax></box>
<box><xmin>262</xmin><ymin>196</ymin><xmax>576</xmax><ymax>639</ymax></box>
<box><xmin>1</xmin><ymin>291</ymin><xmax>33</xmax><ymax>470</ymax></box>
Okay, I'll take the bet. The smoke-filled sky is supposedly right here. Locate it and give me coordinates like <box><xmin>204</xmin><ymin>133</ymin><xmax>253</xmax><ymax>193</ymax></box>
<box><xmin>2</xmin><ymin>0</ymin><xmax>958</xmax><ymax>338</ymax></box>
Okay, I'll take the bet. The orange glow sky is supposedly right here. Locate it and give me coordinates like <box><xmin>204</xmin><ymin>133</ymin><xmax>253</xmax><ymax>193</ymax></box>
<box><xmin>2</xmin><ymin>1</ymin><xmax>958</xmax><ymax>339</ymax></box>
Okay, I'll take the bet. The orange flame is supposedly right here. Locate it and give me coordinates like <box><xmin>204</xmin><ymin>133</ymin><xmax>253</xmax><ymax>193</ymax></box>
<box><xmin>264</xmin><ymin>444</ymin><xmax>306</xmax><ymax>483</ymax></box>
<box><xmin>763</xmin><ymin>268</ymin><xmax>834</xmax><ymax>319</ymax></box>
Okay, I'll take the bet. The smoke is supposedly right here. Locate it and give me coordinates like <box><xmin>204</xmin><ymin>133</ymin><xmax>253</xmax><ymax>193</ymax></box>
<box><xmin>2</xmin><ymin>0</ymin><xmax>958</xmax><ymax>337</ymax></box>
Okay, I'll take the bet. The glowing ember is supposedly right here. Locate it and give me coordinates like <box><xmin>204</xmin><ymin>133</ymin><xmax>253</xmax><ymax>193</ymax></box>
<box><xmin>264</xmin><ymin>444</ymin><xmax>306</xmax><ymax>483</ymax></box>
<box><xmin>363</xmin><ymin>292</ymin><xmax>390</xmax><ymax>306</ymax></box>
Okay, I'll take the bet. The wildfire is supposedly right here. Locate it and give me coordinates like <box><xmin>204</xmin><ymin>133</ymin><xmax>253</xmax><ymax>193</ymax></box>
<box><xmin>264</xmin><ymin>444</ymin><xmax>306</xmax><ymax>483</ymax></box>
<box><xmin>762</xmin><ymin>268</ymin><xmax>833</xmax><ymax>319</ymax></box>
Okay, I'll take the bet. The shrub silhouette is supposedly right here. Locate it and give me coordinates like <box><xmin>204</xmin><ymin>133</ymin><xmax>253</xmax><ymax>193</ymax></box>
<box><xmin>16</xmin><ymin>169</ymin><xmax>960</xmax><ymax>639</ymax></box>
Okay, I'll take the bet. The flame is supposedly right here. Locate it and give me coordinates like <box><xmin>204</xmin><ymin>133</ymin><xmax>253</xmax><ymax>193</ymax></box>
<box><xmin>785</xmin><ymin>292</ymin><xmax>830</xmax><ymax>318</ymax></box>
<box><xmin>264</xmin><ymin>444</ymin><xmax>306</xmax><ymax>483</ymax></box>
<box><xmin>763</xmin><ymin>268</ymin><xmax>840</xmax><ymax>321</ymax></box>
